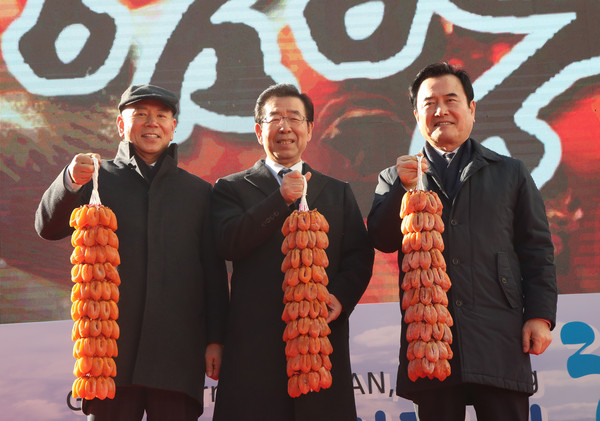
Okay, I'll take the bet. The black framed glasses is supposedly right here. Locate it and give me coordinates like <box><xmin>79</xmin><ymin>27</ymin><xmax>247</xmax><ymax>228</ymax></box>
<box><xmin>261</xmin><ymin>115</ymin><xmax>308</xmax><ymax>126</ymax></box>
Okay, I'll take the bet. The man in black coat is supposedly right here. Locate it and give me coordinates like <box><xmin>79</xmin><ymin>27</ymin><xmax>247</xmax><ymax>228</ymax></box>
<box><xmin>367</xmin><ymin>63</ymin><xmax>557</xmax><ymax>420</ymax></box>
<box><xmin>35</xmin><ymin>84</ymin><xmax>229</xmax><ymax>420</ymax></box>
<box><xmin>211</xmin><ymin>83</ymin><xmax>374</xmax><ymax>421</ymax></box>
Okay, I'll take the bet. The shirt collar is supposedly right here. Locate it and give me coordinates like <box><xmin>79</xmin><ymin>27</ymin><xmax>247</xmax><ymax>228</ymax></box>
<box><xmin>265</xmin><ymin>158</ymin><xmax>303</xmax><ymax>182</ymax></box>
<box><xmin>428</xmin><ymin>143</ymin><xmax>463</xmax><ymax>157</ymax></box>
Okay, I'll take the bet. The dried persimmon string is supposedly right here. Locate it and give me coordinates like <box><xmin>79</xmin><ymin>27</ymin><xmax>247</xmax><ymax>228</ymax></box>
<box><xmin>70</xmin><ymin>159</ymin><xmax>120</xmax><ymax>400</ymax></box>
<box><xmin>281</xmin><ymin>204</ymin><xmax>333</xmax><ymax>397</ymax></box>
<box><xmin>400</xmin><ymin>154</ymin><xmax>453</xmax><ymax>382</ymax></box>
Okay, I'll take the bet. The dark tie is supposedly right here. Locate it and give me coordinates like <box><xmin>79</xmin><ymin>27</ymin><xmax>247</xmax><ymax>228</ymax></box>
<box><xmin>278</xmin><ymin>168</ymin><xmax>292</xmax><ymax>179</ymax></box>
<box><xmin>443</xmin><ymin>152</ymin><xmax>455</xmax><ymax>166</ymax></box>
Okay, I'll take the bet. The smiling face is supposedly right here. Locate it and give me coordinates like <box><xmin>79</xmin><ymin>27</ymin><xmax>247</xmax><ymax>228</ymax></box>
<box><xmin>254</xmin><ymin>96</ymin><xmax>313</xmax><ymax>167</ymax></box>
<box><xmin>116</xmin><ymin>99</ymin><xmax>177</xmax><ymax>164</ymax></box>
<box><xmin>414</xmin><ymin>74</ymin><xmax>476</xmax><ymax>152</ymax></box>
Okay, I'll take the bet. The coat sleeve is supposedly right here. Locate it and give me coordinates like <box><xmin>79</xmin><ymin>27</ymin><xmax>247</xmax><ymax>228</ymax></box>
<box><xmin>34</xmin><ymin>168</ymin><xmax>91</xmax><ymax>240</ymax></box>
<box><xmin>367</xmin><ymin>166</ymin><xmax>406</xmax><ymax>253</ymax></box>
<box><xmin>327</xmin><ymin>183</ymin><xmax>375</xmax><ymax>316</ymax></box>
<box><xmin>200</xmin><ymin>186</ymin><xmax>230</xmax><ymax>344</ymax></box>
<box><xmin>211</xmin><ymin>177</ymin><xmax>291</xmax><ymax>261</ymax></box>
<box><xmin>513</xmin><ymin>161</ymin><xmax>558</xmax><ymax>328</ymax></box>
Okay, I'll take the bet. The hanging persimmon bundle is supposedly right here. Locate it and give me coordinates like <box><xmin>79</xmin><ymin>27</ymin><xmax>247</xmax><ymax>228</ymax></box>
<box><xmin>281</xmin><ymin>208</ymin><xmax>333</xmax><ymax>398</ymax></box>
<box><xmin>400</xmin><ymin>156</ymin><xmax>453</xmax><ymax>382</ymax></box>
<box><xmin>69</xmin><ymin>158</ymin><xmax>120</xmax><ymax>400</ymax></box>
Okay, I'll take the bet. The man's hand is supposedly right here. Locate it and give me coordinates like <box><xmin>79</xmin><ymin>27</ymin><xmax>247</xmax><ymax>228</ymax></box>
<box><xmin>396</xmin><ymin>154</ymin><xmax>428</xmax><ymax>190</ymax></box>
<box><xmin>205</xmin><ymin>343</ymin><xmax>224</xmax><ymax>380</ymax></box>
<box><xmin>68</xmin><ymin>153</ymin><xmax>102</xmax><ymax>185</ymax></box>
<box><xmin>280</xmin><ymin>171</ymin><xmax>312</xmax><ymax>205</ymax></box>
<box><xmin>522</xmin><ymin>319</ymin><xmax>552</xmax><ymax>355</ymax></box>
<box><xmin>326</xmin><ymin>294</ymin><xmax>342</xmax><ymax>323</ymax></box>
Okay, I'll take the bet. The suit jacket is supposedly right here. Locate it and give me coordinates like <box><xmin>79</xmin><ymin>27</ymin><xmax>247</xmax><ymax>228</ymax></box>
<box><xmin>367</xmin><ymin>139</ymin><xmax>557</xmax><ymax>398</ymax></box>
<box><xmin>211</xmin><ymin>160</ymin><xmax>374</xmax><ymax>421</ymax></box>
<box><xmin>35</xmin><ymin>141</ymin><xmax>229</xmax><ymax>408</ymax></box>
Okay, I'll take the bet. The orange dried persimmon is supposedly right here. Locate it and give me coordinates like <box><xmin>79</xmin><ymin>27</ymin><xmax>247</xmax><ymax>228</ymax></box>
<box><xmin>85</xmin><ymin>206</ymin><xmax>99</xmax><ymax>227</ymax></box>
<box><xmin>281</xmin><ymin>209</ymin><xmax>333</xmax><ymax>397</ymax></box>
<box><xmin>70</xmin><ymin>202</ymin><xmax>120</xmax><ymax>400</ymax></box>
<box><xmin>98</xmin><ymin>207</ymin><xmax>111</xmax><ymax>227</ymax></box>
<box><xmin>95</xmin><ymin>376</ymin><xmax>108</xmax><ymax>400</ymax></box>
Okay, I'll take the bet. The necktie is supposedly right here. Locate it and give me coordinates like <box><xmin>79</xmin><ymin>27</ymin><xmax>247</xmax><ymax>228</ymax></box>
<box><xmin>443</xmin><ymin>152</ymin><xmax>455</xmax><ymax>166</ymax></box>
<box><xmin>278</xmin><ymin>168</ymin><xmax>292</xmax><ymax>179</ymax></box>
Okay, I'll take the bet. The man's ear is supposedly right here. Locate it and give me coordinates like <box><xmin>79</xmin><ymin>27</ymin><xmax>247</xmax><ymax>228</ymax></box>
<box><xmin>116</xmin><ymin>115</ymin><xmax>125</xmax><ymax>138</ymax></box>
<box><xmin>255</xmin><ymin>123</ymin><xmax>263</xmax><ymax>145</ymax></box>
<box><xmin>171</xmin><ymin>118</ymin><xmax>177</xmax><ymax>141</ymax></box>
<box><xmin>306</xmin><ymin>121</ymin><xmax>314</xmax><ymax>143</ymax></box>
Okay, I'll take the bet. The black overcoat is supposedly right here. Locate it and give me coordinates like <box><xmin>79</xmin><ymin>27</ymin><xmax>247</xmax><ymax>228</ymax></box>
<box><xmin>367</xmin><ymin>140</ymin><xmax>557</xmax><ymax>399</ymax></box>
<box><xmin>35</xmin><ymin>141</ymin><xmax>229</xmax><ymax>409</ymax></box>
<box><xmin>211</xmin><ymin>160</ymin><xmax>374</xmax><ymax>421</ymax></box>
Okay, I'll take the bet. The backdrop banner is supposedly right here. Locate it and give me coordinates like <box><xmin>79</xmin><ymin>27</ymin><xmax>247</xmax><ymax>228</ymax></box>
<box><xmin>1</xmin><ymin>1</ymin><xmax>599</xmax><ymax>420</ymax></box>
<box><xmin>0</xmin><ymin>293</ymin><xmax>598</xmax><ymax>421</ymax></box>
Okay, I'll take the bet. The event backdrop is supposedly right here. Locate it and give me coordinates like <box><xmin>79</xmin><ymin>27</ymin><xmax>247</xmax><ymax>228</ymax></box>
<box><xmin>1</xmin><ymin>0</ymin><xmax>599</xmax><ymax>420</ymax></box>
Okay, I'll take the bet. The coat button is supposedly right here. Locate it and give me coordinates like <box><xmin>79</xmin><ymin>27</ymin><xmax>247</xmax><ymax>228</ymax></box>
<box><xmin>452</xmin><ymin>257</ymin><xmax>460</xmax><ymax>265</ymax></box>
<box><xmin>450</xmin><ymin>219</ymin><xmax>458</xmax><ymax>226</ymax></box>
<box><xmin>501</xmin><ymin>277</ymin><xmax>508</xmax><ymax>284</ymax></box>
<box><xmin>455</xmin><ymin>300</ymin><xmax>463</xmax><ymax>307</ymax></box>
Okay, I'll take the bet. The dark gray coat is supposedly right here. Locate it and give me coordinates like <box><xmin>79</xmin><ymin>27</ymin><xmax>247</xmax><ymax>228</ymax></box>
<box><xmin>211</xmin><ymin>160</ymin><xmax>374</xmax><ymax>421</ymax></box>
<box><xmin>367</xmin><ymin>140</ymin><xmax>557</xmax><ymax>398</ymax></box>
<box><xmin>35</xmin><ymin>141</ymin><xmax>229</xmax><ymax>408</ymax></box>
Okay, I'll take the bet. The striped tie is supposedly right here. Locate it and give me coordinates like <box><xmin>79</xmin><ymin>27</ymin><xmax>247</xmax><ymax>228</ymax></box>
<box><xmin>443</xmin><ymin>152</ymin><xmax>455</xmax><ymax>166</ymax></box>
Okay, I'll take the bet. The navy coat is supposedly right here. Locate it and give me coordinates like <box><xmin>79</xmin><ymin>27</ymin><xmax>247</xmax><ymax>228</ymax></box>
<box><xmin>367</xmin><ymin>140</ymin><xmax>557</xmax><ymax>398</ymax></box>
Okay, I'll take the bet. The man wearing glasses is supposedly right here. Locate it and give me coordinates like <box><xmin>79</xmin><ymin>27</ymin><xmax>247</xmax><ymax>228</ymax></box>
<box><xmin>210</xmin><ymin>83</ymin><xmax>374</xmax><ymax>421</ymax></box>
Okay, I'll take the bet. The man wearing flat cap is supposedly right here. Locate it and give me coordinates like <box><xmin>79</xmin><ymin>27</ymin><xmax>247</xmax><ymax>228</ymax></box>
<box><xmin>35</xmin><ymin>84</ymin><xmax>229</xmax><ymax>420</ymax></box>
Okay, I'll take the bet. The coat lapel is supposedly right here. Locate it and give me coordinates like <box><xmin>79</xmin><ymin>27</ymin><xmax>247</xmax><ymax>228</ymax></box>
<box><xmin>421</xmin><ymin>138</ymin><xmax>504</xmax><ymax>195</ymax></box>
<box><xmin>303</xmin><ymin>163</ymin><xmax>328</xmax><ymax>208</ymax></box>
<box><xmin>243</xmin><ymin>160</ymin><xmax>330</xmax><ymax>207</ymax></box>
<box><xmin>244</xmin><ymin>160</ymin><xmax>280</xmax><ymax>196</ymax></box>
<box><xmin>462</xmin><ymin>139</ymin><xmax>502</xmax><ymax>181</ymax></box>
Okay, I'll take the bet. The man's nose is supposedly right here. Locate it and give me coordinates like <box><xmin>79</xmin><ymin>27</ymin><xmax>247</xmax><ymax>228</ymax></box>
<box><xmin>145</xmin><ymin>115</ymin><xmax>159</xmax><ymax>125</ymax></box>
<box><xmin>434</xmin><ymin>104</ymin><xmax>447</xmax><ymax>116</ymax></box>
<box><xmin>278</xmin><ymin>118</ymin><xmax>293</xmax><ymax>130</ymax></box>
